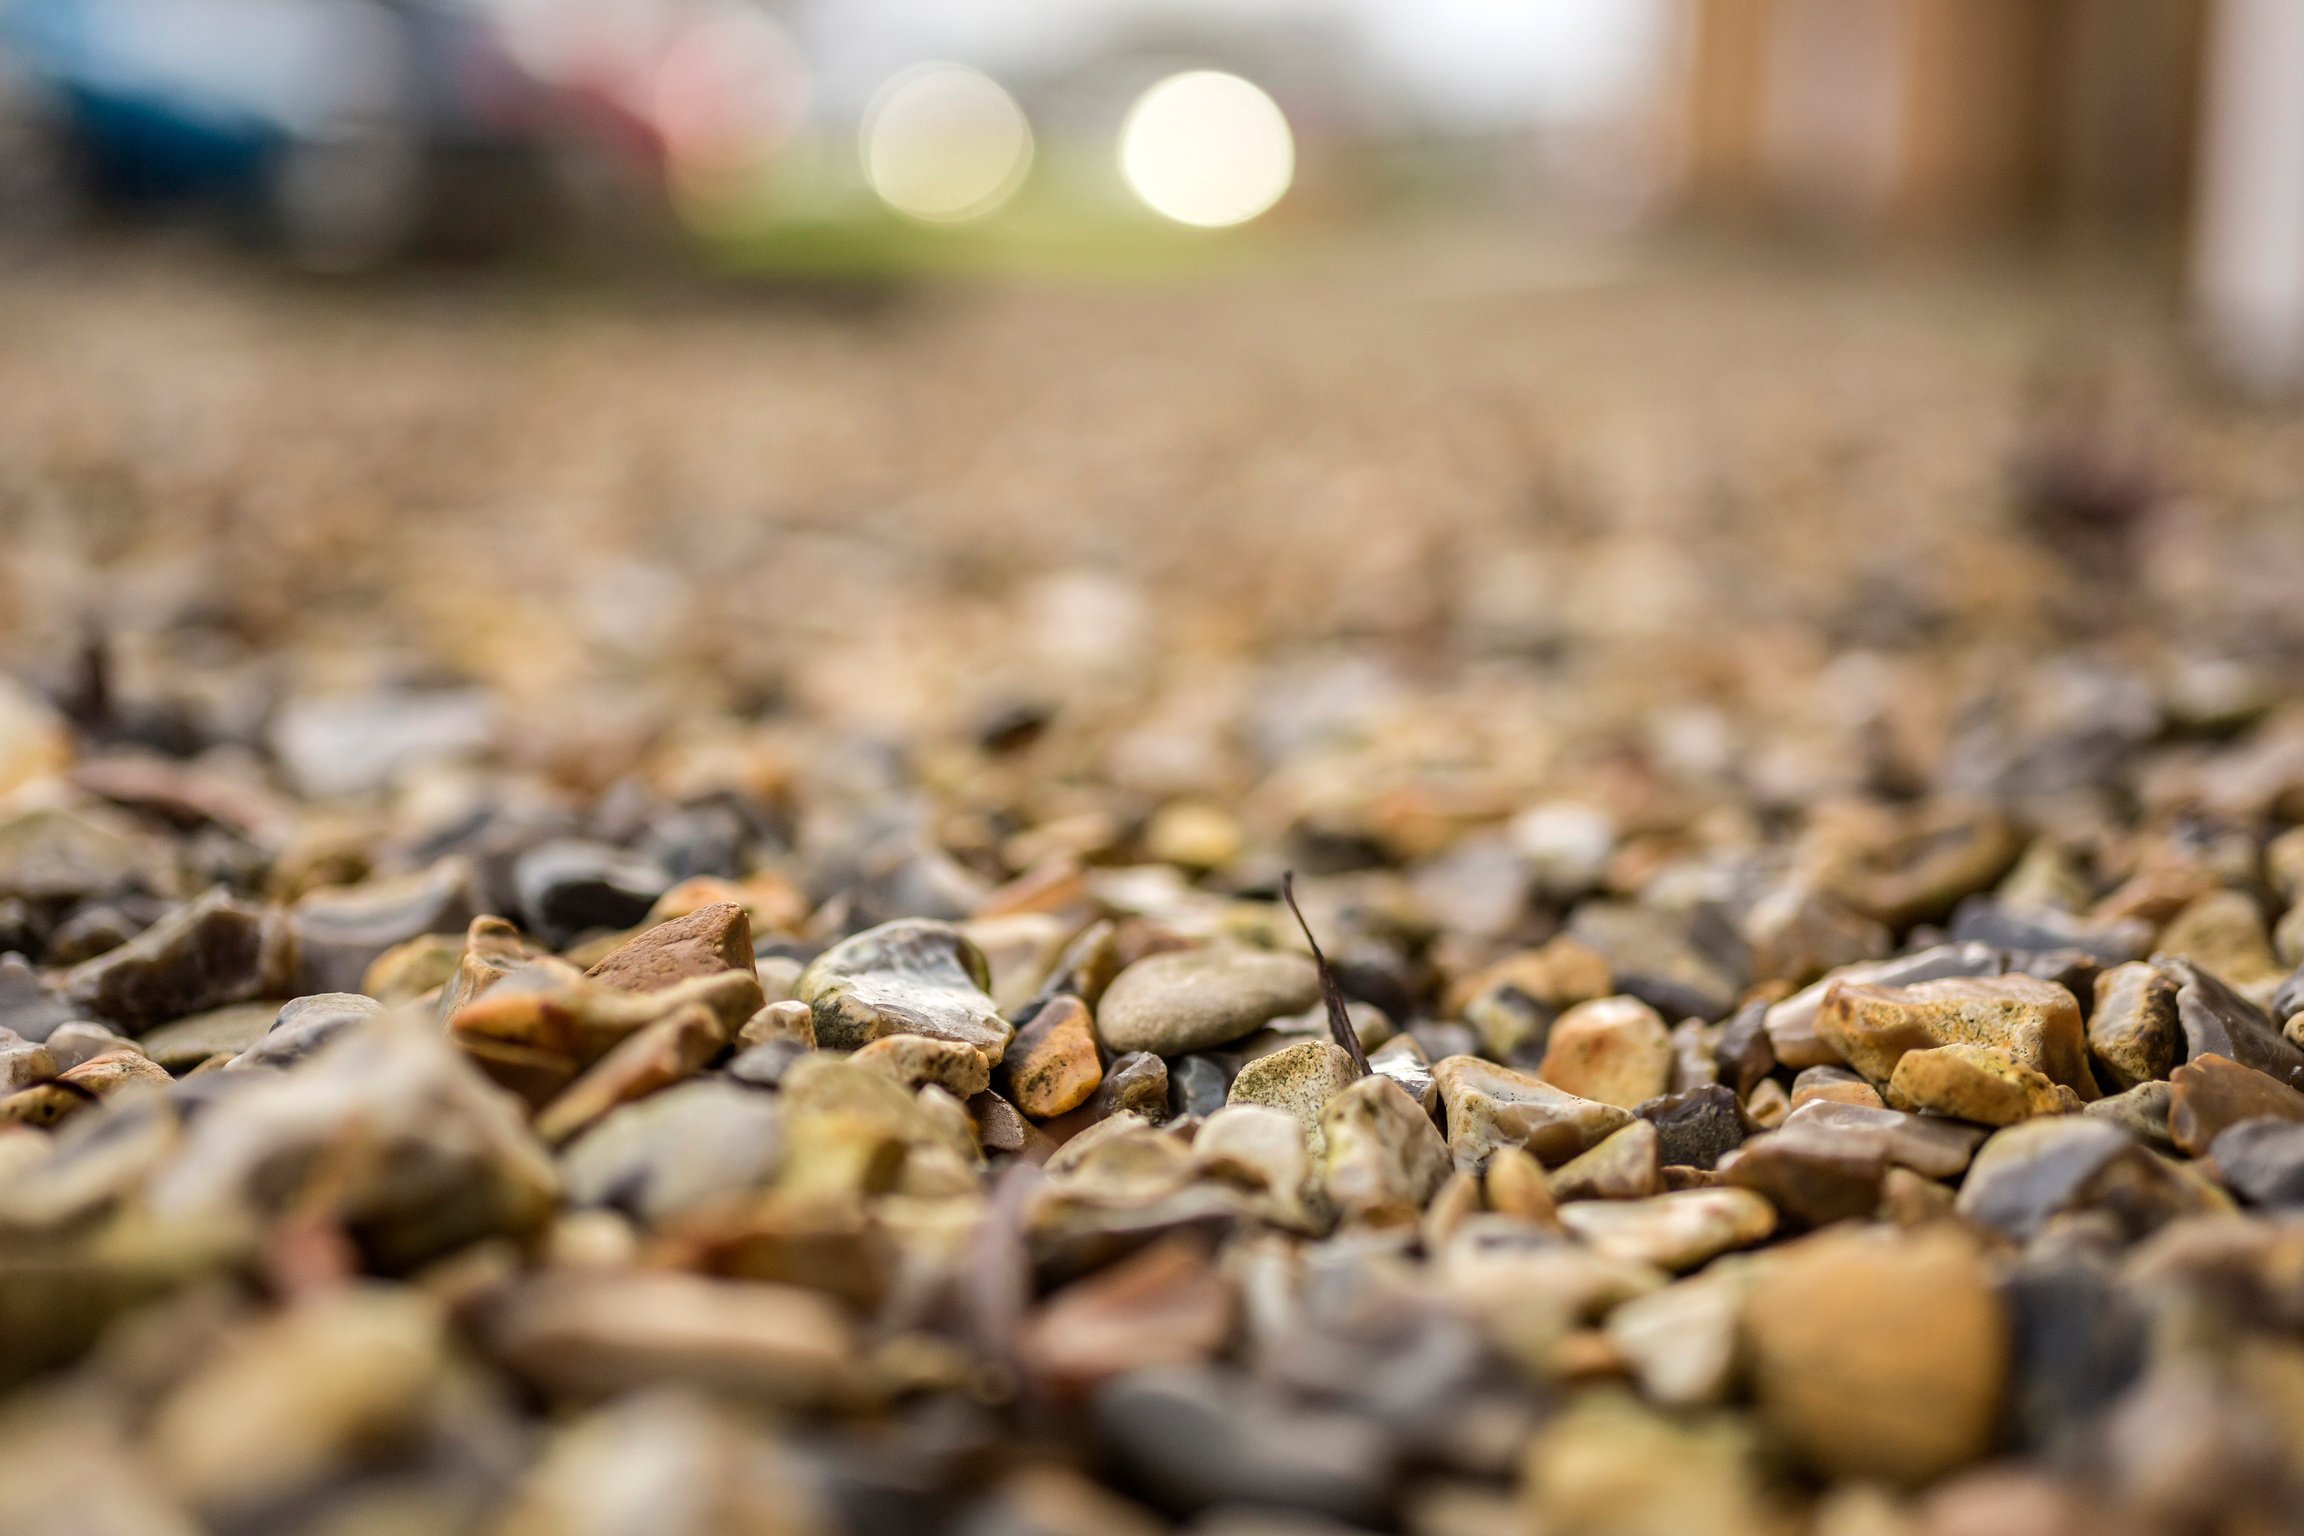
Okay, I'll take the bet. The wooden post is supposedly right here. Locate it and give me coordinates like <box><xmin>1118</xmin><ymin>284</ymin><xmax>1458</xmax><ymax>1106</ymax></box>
<box><xmin>2192</xmin><ymin>0</ymin><xmax>2304</xmax><ymax>391</ymax></box>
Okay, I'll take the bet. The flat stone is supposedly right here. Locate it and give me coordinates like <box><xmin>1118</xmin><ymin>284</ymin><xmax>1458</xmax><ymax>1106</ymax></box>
<box><xmin>1317</xmin><ymin>1074</ymin><xmax>1448</xmax><ymax>1225</ymax></box>
<box><xmin>1003</xmin><ymin>994</ymin><xmax>1104</xmax><ymax>1118</ymax></box>
<box><xmin>1547</xmin><ymin>1119</ymin><xmax>1662</xmax><ymax>1203</ymax></box>
<box><xmin>560</xmin><ymin>1078</ymin><xmax>783</xmax><ymax>1224</ymax></box>
<box><xmin>1538</xmin><ymin>995</ymin><xmax>1673</xmax><ymax>1109</ymax></box>
<box><xmin>1637</xmin><ymin>1083</ymin><xmax>1747</xmax><ymax>1169</ymax></box>
<box><xmin>1095</xmin><ymin>946</ymin><xmax>1320</xmax><ymax>1057</ymax></box>
<box><xmin>290</xmin><ymin>856</ymin><xmax>479</xmax><ymax>996</ymax></box>
<box><xmin>2083</xmin><ymin>1078</ymin><xmax>2179</xmax><ymax>1154</ymax></box>
<box><xmin>2209</xmin><ymin>1118</ymin><xmax>2304</xmax><ymax>1206</ymax></box>
<box><xmin>536</xmin><ymin>1001</ymin><xmax>729</xmax><ymax>1145</ymax></box>
<box><xmin>2172</xmin><ymin>960</ymin><xmax>2304</xmax><ymax>1091</ymax></box>
<box><xmin>1789</xmin><ymin>1064</ymin><xmax>1883</xmax><ymax>1111</ymax></box>
<box><xmin>2167</xmin><ymin>1052</ymin><xmax>2304</xmax><ymax>1155</ymax></box>
<box><xmin>797</xmin><ymin>919</ymin><xmax>1013</xmax><ymax>1063</ymax></box>
<box><xmin>1744</xmin><ymin>1226</ymin><xmax>2006</xmax><ymax>1484</ymax></box>
<box><xmin>513</xmin><ymin>839</ymin><xmax>673</xmax><ymax>948</ymax></box>
<box><xmin>63</xmin><ymin>888</ymin><xmax>286</xmax><ymax>1033</ymax></box>
<box><xmin>138</xmin><ymin>1002</ymin><xmax>276</xmax><ymax>1071</ymax></box>
<box><xmin>479</xmin><ymin>1268</ymin><xmax>856</xmax><ymax>1407</ymax></box>
<box><xmin>1431</xmin><ymin>1055</ymin><xmax>1633</xmax><ymax>1172</ymax></box>
<box><xmin>583</xmin><ymin>901</ymin><xmax>754</xmax><ymax>994</ymax></box>
<box><xmin>1817</xmin><ymin>972</ymin><xmax>2090</xmax><ymax>1097</ymax></box>
<box><xmin>1558</xmin><ymin>1186</ymin><xmax>1774</xmax><ymax>1270</ymax></box>
<box><xmin>2088</xmin><ymin>961</ymin><xmax>2182</xmax><ymax>1092</ymax></box>
<box><xmin>1226</xmin><ymin>1041</ymin><xmax>1359</xmax><ymax>1158</ymax></box>
<box><xmin>1955</xmin><ymin>1116</ymin><xmax>2204</xmax><ymax>1241</ymax></box>
<box><xmin>1777</xmin><ymin>1098</ymin><xmax>1987</xmax><ymax>1178</ymax></box>
<box><xmin>1886</xmin><ymin>1042</ymin><xmax>2069</xmax><ymax>1125</ymax></box>
<box><xmin>231</xmin><ymin>992</ymin><xmax>384</xmax><ymax>1071</ymax></box>
<box><xmin>1763</xmin><ymin>943</ymin><xmax>2003</xmax><ymax>1070</ymax></box>
<box><xmin>1717</xmin><ymin>1129</ymin><xmax>1885</xmax><ymax>1229</ymax></box>
<box><xmin>852</xmin><ymin>1031</ymin><xmax>993</xmax><ymax>1097</ymax></box>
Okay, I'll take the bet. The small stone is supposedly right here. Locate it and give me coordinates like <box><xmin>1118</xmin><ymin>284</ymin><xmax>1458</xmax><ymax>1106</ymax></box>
<box><xmin>0</xmin><ymin>953</ymin><xmax>76</xmax><ymax>1042</ymax></box>
<box><xmin>1521</xmin><ymin>1386</ymin><xmax>1778</xmax><ymax>1536</ymax></box>
<box><xmin>1021</xmin><ymin>1238</ymin><xmax>1235</xmax><ymax>1401</ymax></box>
<box><xmin>1817</xmin><ymin>972</ymin><xmax>2091</xmax><ymax>1098</ymax></box>
<box><xmin>2083</xmin><ymin>1079</ymin><xmax>2179</xmax><ymax>1154</ymax></box>
<box><xmin>513</xmin><ymin>839</ymin><xmax>673</xmax><ymax>948</ymax></box>
<box><xmin>0</xmin><ymin>1037</ymin><xmax>55</xmax><ymax>1090</ymax></box>
<box><xmin>1442</xmin><ymin>936</ymin><xmax>1612</xmax><ymax>1018</ymax></box>
<box><xmin>1095</xmin><ymin>945</ymin><xmax>1321</xmax><ymax>1057</ymax></box>
<box><xmin>1538</xmin><ymin>995</ymin><xmax>1673</xmax><ymax>1109</ymax></box>
<box><xmin>1790</xmin><ymin>1064</ymin><xmax>1885</xmax><ymax>1111</ymax></box>
<box><xmin>232</xmin><ymin>992</ymin><xmax>384</xmax><ymax>1071</ymax></box>
<box><xmin>1558</xmin><ymin>1187</ymin><xmax>1774</xmax><ymax>1270</ymax></box>
<box><xmin>725</xmin><ymin>1035</ymin><xmax>808</xmax><ymax>1088</ymax></box>
<box><xmin>290</xmin><ymin>856</ymin><xmax>479</xmax><ymax>996</ymax></box>
<box><xmin>1668</xmin><ymin>1017</ymin><xmax>1721</xmax><ymax>1092</ymax></box>
<box><xmin>1143</xmin><ymin>800</ymin><xmax>1244</xmax><ymax>870</ymax></box>
<box><xmin>1714</xmin><ymin>1001</ymin><xmax>1776</xmax><ymax>1096</ymax></box>
<box><xmin>1</xmin><ymin>1047</ymin><xmax>171</xmax><ymax>1124</ymax></box>
<box><xmin>479</xmin><ymin>1268</ymin><xmax>856</xmax><ymax>1407</ymax></box>
<box><xmin>1483</xmin><ymin>1145</ymin><xmax>1558</xmax><ymax>1225</ymax></box>
<box><xmin>561</xmin><ymin>1078</ymin><xmax>783</xmax><ymax>1224</ymax></box>
<box><xmin>1955</xmin><ymin>1116</ymin><xmax>2204</xmax><ymax>1241</ymax></box>
<box><xmin>1605</xmin><ymin>1262</ymin><xmax>1755</xmax><ymax>1406</ymax></box>
<box><xmin>1169</xmin><ymin>1053</ymin><xmax>1231</xmax><ymax>1119</ymax></box>
<box><xmin>1637</xmin><ymin>1083</ymin><xmax>1747</xmax><ymax>1169</ymax></box>
<box><xmin>1084</xmin><ymin>1051</ymin><xmax>1170</xmax><ymax>1124</ymax></box>
<box><xmin>1226</xmin><ymin>1041</ymin><xmax>1359</xmax><ymax>1157</ymax></box>
<box><xmin>2088</xmin><ymin>962</ymin><xmax>2182</xmax><ymax>1092</ymax></box>
<box><xmin>2000</xmin><ymin>1254</ymin><xmax>2150</xmax><ymax>1458</ymax></box>
<box><xmin>2157</xmin><ymin>888</ymin><xmax>2283</xmax><ymax>992</ymax></box>
<box><xmin>736</xmin><ymin>997</ymin><xmax>815</xmax><ymax>1050</ymax></box>
<box><xmin>1743</xmin><ymin>1078</ymin><xmax>1790</xmax><ymax>1128</ymax></box>
<box><xmin>1777</xmin><ymin>1099</ymin><xmax>1987</xmax><ymax>1179</ymax></box>
<box><xmin>2209</xmin><ymin>1118</ymin><xmax>2304</xmax><ymax>1206</ymax></box>
<box><xmin>137</xmin><ymin>1002</ymin><xmax>276</xmax><ymax>1071</ymax></box>
<box><xmin>1745</xmin><ymin>884</ymin><xmax>1891</xmax><ymax>986</ymax></box>
<box><xmin>1744</xmin><ymin>1226</ymin><xmax>2007</xmax><ymax>1484</ymax></box>
<box><xmin>1546</xmin><ymin>1119</ymin><xmax>1661</xmax><ymax>1203</ymax></box>
<box><xmin>853</xmin><ymin>1031</ymin><xmax>993</xmax><ymax>1097</ymax></box>
<box><xmin>1718</xmin><ymin>1129</ymin><xmax>1885</xmax><ymax>1229</ymax></box>
<box><xmin>2171</xmin><ymin>960</ymin><xmax>2304</xmax><ymax>1089</ymax></box>
<box><xmin>1949</xmin><ymin>897</ymin><xmax>2152</xmax><ymax>965</ymax></box>
<box><xmin>1763</xmin><ymin>944</ymin><xmax>2003</xmax><ymax>1071</ymax></box>
<box><xmin>583</xmin><ymin>901</ymin><xmax>754</xmax><ymax>993</ymax></box>
<box><xmin>1004</xmin><ymin>994</ymin><xmax>1104</xmax><ymax>1118</ymax></box>
<box><xmin>1886</xmin><ymin>1043</ymin><xmax>2069</xmax><ymax>1125</ymax></box>
<box><xmin>535</xmin><ymin>1000</ymin><xmax>728</xmax><ymax>1145</ymax></box>
<box><xmin>1432</xmin><ymin>1055</ymin><xmax>1634</xmax><ymax>1172</ymax></box>
<box><xmin>2166</xmin><ymin>1052</ymin><xmax>2304</xmax><ymax>1154</ymax></box>
<box><xmin>1092</xmin><ymin>1367</ymin><xmax>1394</xmax><ymax>1524</ymax></box>
<box><xmin>41</xmin><ymin>1019</ymin><xmax>137</xmax><ymax>1070</ymax></box>
<box><xmin>1319</xmin><ymin>1074</ymin><xmax>1450</xmax><ymax>1225</ymax></box>
<box><xmin>797</xmin><ymin>918</ymin><xmax>1013</xmax><ymax>1063</ymax></box>
<box><xmin>63</xmin><ymin>888</ymin><xmax>287</xmax><ymax>1033</ymax></box>
<box><xmin>970</xmin><ymin>1089</ymin><xmax>1043</xmax><ymax>1157</ymax></box>
<box><xmin>1193</xmin><ymin>1104</ymin><xmax>1328</xmax><ymax>1230</ymax></box>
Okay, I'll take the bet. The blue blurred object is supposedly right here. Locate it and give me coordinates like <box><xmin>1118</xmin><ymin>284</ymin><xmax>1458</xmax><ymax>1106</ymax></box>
<box><xmin>0</xmin><ymin>0</ymin><xmax>577</xmax><ymax>264</ymax></box>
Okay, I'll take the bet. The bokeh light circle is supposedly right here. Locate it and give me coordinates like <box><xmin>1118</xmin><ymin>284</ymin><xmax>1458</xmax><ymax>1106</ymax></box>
<box><xmin>1120</xmin><ymin>71</ymin><xmax>1294</xmax><ymax>228</ymax></box>
<box><xmin>862</xmin><ymin>63</ymin><xmax>1034</xmax><ymax>224</ymax></box>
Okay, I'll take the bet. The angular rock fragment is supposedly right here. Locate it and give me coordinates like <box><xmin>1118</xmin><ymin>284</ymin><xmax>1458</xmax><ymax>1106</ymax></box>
<box><xmin>583</xmin><ymin>900</ymin><xmax>754</xmax><ymax>993</ymax></box>
<box><xmin>2167</xmin><ymin>1052</ymin><xmax>2304</xmax><ymax>1155</ymax></box>
<box><xmin>1002</xmin><ymin>993</ymin><xmax>1102</xmax><ymax>1118</ymax></box>
<box><xmin>1537</xmin><ymin>994</ymin><xmax>1673</xmax><ymax>1109</ymax></box>
<box><xmin>798</xmin><ymin>918</ymin><xmax>1012</xmax><ymax>1062</ymax></box>
<box><xmin>290</xmin><ymin>856</ymin><xmax>478</xmax><ymax>996</ymax></box>
<box><xmin>63</xmin><ymin>888</ymin><xmax>289</xmax><ymax>1033</ymax></box>
<box><xmin>1546</xmin><ymin>1119</ymin><xmax>1661</xmax><ymax>1203</ymax></box>
<box><xmin>1817</xmin><ymin>972</ymin><xmax>2091</xmax><ymax>1098</ymax></box>
<box><xmin>1885</xmin><ymin>1042</ymin><xmax>2069</xmax><ymax>1125</ymax></box>
<box><xmin>2088</xmin><ymin>961</ymin><xmax>2182</xmax><ymax>1092</ymax></box>
<box><xmin>1317</xmin><ymin>1073</ymin><xmax>1449</xmax><ymax>1224</ymax></box>
<box><xmin>1560</xmin><ymin>1187</ymin><xmax>1774</xmax><ymax>1271</ymax></box>
<box><xmin>1226</xmin><ymin>1040</ymin><xmax>1358</xmax><ymax>1157</ymax></box>
<box><xmin>1431</xmin><ymin>1055</ymin><xmax>1632</xmax><ymax>1172</ymax></box>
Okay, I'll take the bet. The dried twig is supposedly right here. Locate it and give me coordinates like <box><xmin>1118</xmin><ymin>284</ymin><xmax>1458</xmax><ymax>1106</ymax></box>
<box><xmin>1281</xmin><ymin>870</ymin><xmax>1369</xmax><ymax>1078</ymax></box>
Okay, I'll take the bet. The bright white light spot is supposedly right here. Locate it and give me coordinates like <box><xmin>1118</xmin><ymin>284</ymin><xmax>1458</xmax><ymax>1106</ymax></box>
<box><xmin>1120</xmin><ymin>71</ymin><xmax>1294</xmax><ymax>228</ymax></box>
<box><xmin>862</xmin><ymin>63</ymin><xmax>1033</xmax><ymax>224</ymax></box>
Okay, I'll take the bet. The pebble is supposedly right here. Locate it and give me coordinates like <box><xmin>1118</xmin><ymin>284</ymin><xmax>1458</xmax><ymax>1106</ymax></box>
<box><xmin>1718</xmin><ymin>1128</ymin><xmax>1886</xmax><ymax>1229</ymax></box>
<box><xmin>2166</xmin><ymin>1051</ymin><xmax>2304</xmax><ymax>1154</ymax></box>
<box><xmin>2157</xmin><ymin>888</ymin><xmax>2284</xmax><ymax>994</ymax></box>
<box><xmin>1885</xmin><ymin>1043</ymin><xmax>2069</xmax><ymax>1125</ymax></box>
<box><xmin>231</xmin><ymin>991</ymin><xmax>383</xmax><ymax>1070</ymax></box>
<box><xmin>853</xmin><ymin>1031</ymin><xmax>994</xmax><ymax>1097</ymax></box>
<box><xmin>1546</xmin><ymin>1119</ymin><xmax>1662</xmax><ymax>1203</ymax></box>
<box><xmin>1193</xmin><ymin>1104</ymin><xmax>1328</xmax><ymax>1230</ymax></box>
<box><xmin>1817</xmin><ymin>972</ymin><xmax>2091</xmax><ymax>1099</ymax></box>
<box><xmin>1954</xmin><ymin>1116</ymin><xmax>2202</xmax><ymax>1241</ymax></box>
<box><xmin>137</xmin><ymin>1001</ymin><xmax>275</xmax><ymax>1071</ymax></box>
<box><xmin>513</xmin><ymin>839</ymin><xmax>674</xmax><ymax>948</ymax></box>
<box><xmin>41</xmin><ymin>1018</ymin><xmax>138</xmax><ymax>1070</ymax></box>
<box><xmin>1604</xmin><ymin>1261</ymin><xmax>1757</xmax><ymax>1406</ymax></box>
<box><xmin>1763</xmin><ymin>944</ymin><xmax>2002</xmax><ymax>1070</ymax></box>
<box><xmin>0</xmin><ymin>953</ymin><xmax>77</xmax><ymax>1041</ymax></box>
<box><xmin>2082</xmin><ymin>1078</ymin><xmax>2180</xmax><ymax>1153</ymax></box>
<box><xmin>290</xmin><ymin>855</ymin><xmax>479</xmax><ymax>996</ymax></box>
<box><xmin>1096</xmin><ymin>946</ymin><xmax>1321</xmax><ymax>1057</ymax></box>
<box><xmin>1637</xmin><ymin>1082</ymin><xmax>1747</xmax><ymax>1169</ymax></box>
<box><xmin>560</xmin><ymin>1078</ymin><xmax>783</xmax><ymax>1223</ymax></box>
<box><xmin>2209</xmin><ymin>1118</ymin><xmax>2304</xmax><ymax>1206</ymax></box>
<box><xmin>1744</xmin><ymin>1226</ymin><xmax>2006</xmax><ymax>1483</ymax></box>
<box><xmin>1169</xmin><ymin>1052</ymin><xmax>1232</xmax><ymax>1118</ymax></box>
<box><xmin>1558</xmin><ymin>1186</ymin><xmax>1774</xmax><ymax>1270</ymax></box>
<box><xmin>798</xmin><ymin>918</ymin><xmax>1014</xmax><ymax>1062</ymax></box>
<box><xmin>1790</xmin><ymin>1064</ymin><xmax>1885</xmax><ymax>1111</ymax></box>
<box><xmin>1778</xmin><ymin>1098</ymin><xmax>1987</xmax><ymax>1178</ymax></box>
<box><xmin>1003</xmin><ymin>994</ymin><xmax>1104</xmax><ymax>1118</ymax></box>
<box><xmin>1092</xmin><ymin>1367</ymin><xmax>1394</xmax><ymax>1524</ymax></box>
<box><xmin>1368</xmin><ymin>1032</ymin><xmax>1437</xmax><ymax>1111</ymax></box>
<box><xmin>2087</xmin><ymin>961</ymin><xmax>2182</xmax><ymax>1092</ymax></box>
<box><xmin>1745</xmin><ymin>883</ymin><xmax>1891</xmax><ymax>986</ymax></box>
<box><xmin>1020</xmin><ymin>1238</ymin><xmax>1235</xmax><ymax>1397</ymax></box>
<box><xmin>1537</xmin><ymin>994</ymin><xmax>1673</xmax><ymax>1109</ymax></box>
<box><xmin>1226</xmin><ymin>1041</ymin><xmax>1359</xmax><ymax>1157</ymax></box>
<box><xmin>2171</xmin><ymin>960</ymin><xmax>2304</xmax><ymax>1090</ymax></box>
<box><xmin>1565</xmin><ymin>902</ymin><xmax>1747</xmax><ymax>1022</ymax></box>
<box><xmin>583</xmin><ymin>901</ymin><xmax>754</xmax><ymax>993</ymax></box>
<box><xmin>1431</xmin><ymin>1054</ymin><xmax>1633</xmax><ymax>1172</ymax></box>
<box><xmin>63</xmin><ymin>887</ymin><xmax>286</xmax><ymax>1032</ymax></box>
<box><xmin>1483</xmin><ymin>1145</ymin><xmax>1558</xmax><ymax>1225</ymax></box>
<box><xmin>1314</xmin><ymin>1074</ymin><xmax>1448</xmax><ymax>1227</ymax></box>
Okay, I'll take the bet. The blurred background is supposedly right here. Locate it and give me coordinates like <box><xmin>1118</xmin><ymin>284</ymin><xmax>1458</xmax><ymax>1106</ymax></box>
<box><xmin>1</xmin><ymin>0</ymin><xmax>2303</xmax><ymax>802</ymax></box>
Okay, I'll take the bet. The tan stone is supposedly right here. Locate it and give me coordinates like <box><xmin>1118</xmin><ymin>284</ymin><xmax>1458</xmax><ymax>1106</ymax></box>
<box><xmin>1539</xmin><ymin>995</ymin><xmax>1673</xmax><ymax>1109</ymax></box>
<box><xmin>852</xmin><ymin>1031</ymin><xmax>992</xmax><ymax>1097</ymax></box>
<box><xmin>1885</xmin><ymin>1044</ymin><xmax>2068</xmax><ymax>1126</ymax></box>
<box><xmin>1003</xmin><ymin>995</ymin><xmax>1104</xmax><ymax>1119</ymax></box>
<box><xmin>2167</xmin><ymin>1052</ymin><xmax>2304</xmax><ymax>1155</ymax></box>
<box><xmin>1547</xmin><ymin>1119</ymin><xmax>1662</xmax><ymax>1203</ymax></box>
<box><xmin>1319</xmin><ymin>1074</ymin><xmax>1450</xmax><ymax>1224</ymax></box>
<box><xmin>1744</xmin><ymin>1226</ymin><xmax>2007</xmax><ymax>1484</ymax></box>
<box><xmin>1433</xmin><ymin>1055</ymin><xmax>1633</xmax><ymax>1172</ymax></box>
<box><xmin>1559</xmin><ymin>1187</ymin><xmax>1775</xmax><ymax>1270</ymax></box>
<box><xmin>1485</xmin><ymin>1145</ymin><xmax>1560</xmax><ymax>1226</ymax></box>
<box><xmin>1817</xmin><ymin>974</ymin><xmax>2090</xmax><ymax>1098</ymax></box>
<box><xmin>1226</xmin><ymin>1040</ymin><xmax>1360</xmax><ymax>1157</ymax></box>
